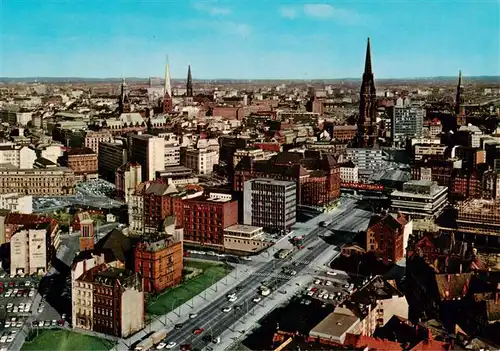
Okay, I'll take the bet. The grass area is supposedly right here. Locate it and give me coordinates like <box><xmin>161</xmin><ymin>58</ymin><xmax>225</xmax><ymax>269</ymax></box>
<box><xmin>146</xmin><ymin>260</ymin><xmax>233</xmax><ymax>316</ymax></box>
<box><xmin>21</xmin><ymin>329</ymin><xmax>114</xmax><ymax>351</ymax></box>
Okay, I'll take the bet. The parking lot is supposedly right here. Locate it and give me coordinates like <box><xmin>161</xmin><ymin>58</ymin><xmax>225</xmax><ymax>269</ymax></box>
<box><xmin>0</xmin><ymin>274</ymin><xmax>41</xmax><ymax>350</ymax></box>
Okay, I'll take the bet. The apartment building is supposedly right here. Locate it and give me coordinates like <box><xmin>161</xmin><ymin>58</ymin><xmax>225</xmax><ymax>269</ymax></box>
<box><xmin>0</xmin><ymin>193</ymin><xmax>32</xmax><ymax>213</ymax></box>
<box><xmin>0</xmin><ymin>143</ymin><xmax>36</xmax><ymax>168</ymax></box>
<box><xmin>129</xmin><ymin>134</ymin><xmax>165</xmax><ymax>181</ymax></box>
<box><xmin>366</xmin><ymin>213</ymin><xmax>412</xmax><ymax>263</ymax></box>
<box><xmin>164</xmin><ymin>143</ymin><xmax>181</xmax><ymax>167</ymax></box>
<box><xmin>0</xmin><ymin>167</ymin><xmax>77</xmax><ymax>195</ymax></box>
<box><xmin>243</xmin><ymin>178</ymin><xmax>296</xmax><ymax>233</ymax></box>
<box><xmin>339</xmin><ymin>161</ymin><xmax>359</xmax><ymax>183</ymax></box>
<box><xmin>134</xmin><ymin>236</ymin><xmax>183</xmax><ymax>293</ymax></box>
<box><xmin>74</xmin><ymin>264</ymin><xmax>144</xmax><ymax>337</ymax></box>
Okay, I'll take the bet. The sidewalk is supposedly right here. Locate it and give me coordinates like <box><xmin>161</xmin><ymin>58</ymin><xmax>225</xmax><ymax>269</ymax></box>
<box><xmin>112</xmin><ymin>263</ymin><xmax>261</xmax><ymax>350</ymax></box>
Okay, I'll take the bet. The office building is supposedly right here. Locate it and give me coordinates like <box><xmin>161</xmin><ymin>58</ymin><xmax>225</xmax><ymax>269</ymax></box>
<box><xmin>84</xmin><ymin>131</ymin><xmax>113</xmax><ymax>154</ymax></box>
<box><xmin>10</xmin><ymin>226</ymin><xmax>52</xmax><ymax>277</ymax></box>
<box><xmin>243</xmin><ymin>178</ymin><xmax>296</xmax><ymax>233</ymax></box>
<box><xmin>115</xmin><ymin>162</ymin><xmax>142</xmax><ymax>203</ymax></box>
<box><xmin>0</xmin><ymin>193</ymin><xmax>32</xmax><ymax>213</ymax></box>
<box><xmin>129</xmin><ymin>134</ymin><xmax>165</xmax><ymax>181</ymax></box>
<box><xmin>0</xmin><ymin>143</ymin><xmax>36</xmax><ymax>169</ymax></box>
<box><xmin>183</xmin><ymin>147</ymin><xmax>218</xmax><ymax>175</ymax></box>
<box><xmin>60</xmin><ymin>147</ymin><xmax>98</xmax><ymax>180</ymax></box>
<box><xmin>98</xmin><ymin>141</ymin><xmax>127</xmax><ymax>182</ymax></box>
<box><xmin>0</xmin><ymin>167</ymin><xmax>77</xmax><ymax>195</ymax></box>
<box><xmin>390</xmin><ymin>97</ymin><xmax>424</xmax><ymax>145</ymax></box>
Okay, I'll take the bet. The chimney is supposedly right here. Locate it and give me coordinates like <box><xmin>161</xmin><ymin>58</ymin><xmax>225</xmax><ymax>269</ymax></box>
<box><xmin>459</xmin><ymin>263</ymin><xmax>462</xmax><ymax>274</ymax></box>
<box><xmin>496</xmin><ymin>292</ymin><xmax>498</xmax><ymax>304</ymax></box>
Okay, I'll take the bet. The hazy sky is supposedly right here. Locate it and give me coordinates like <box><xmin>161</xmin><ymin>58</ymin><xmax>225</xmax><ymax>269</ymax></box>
<box><xmin>1</xmin><ymin>0</ymin><xmax>499</xmax><ymax>79</ymax></box>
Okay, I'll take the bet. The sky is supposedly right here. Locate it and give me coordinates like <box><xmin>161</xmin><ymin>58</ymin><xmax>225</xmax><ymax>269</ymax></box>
<box><xmin>1</xmin><ymin>0</ymin><xmax>499</xmax><ymax>79</ymax></box>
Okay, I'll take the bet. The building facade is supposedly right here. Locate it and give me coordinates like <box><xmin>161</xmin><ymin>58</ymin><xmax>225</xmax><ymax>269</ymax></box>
<box><xmin>0</xmin><ymin>193</ymin><xmax>32</xmax><ymax>213</ymax></box>
<box><xmin>10</xmin><ymin>227</ymin><xmax>51</xmax><ymax>276</ymax></box>
<box><xmin>115</xmin><ymin>162</ymin><xmax>142</xmax><ymax>203</ymax></box>
<box><xmin>134</xmin><ymin>237</ymin><xmax>183</xmax><ymax>293</ymax></box>
<box><xmin>84</xmin><ymin>131</ymin><xmax>113</xmax><ymax>154</ymax></box>
<box><xmin>60</xmin><ymin>147</ymin><xmax>98</xmax><ymax>179</ymax></box>
<box><xmin>129</xmin><ymin>134</ymin><xmax>165</xmax><ymax>181</ymax></box>
<box><xmin>0</xmin><ymin>143</ymin><xmax>36</xmax><ymax>169</ymax></box>
<box><xmin>366</xmin><ymin>214</ymin><xmax>412</xmax><ymax>263</ymax></box>
<box><xmin>183</xmin><ymin>197</ymin><xmax>238</xmax><ymax>247</ymax></box>
<box><xmin>183</xmin><ymin>147</ymin><xmax>218</xmax><ymax>175</ymax></box>
<box><xmin>243</xmin><ymin>178</ymin><xmax>297</xmax><ymax>233</ymax></box>
<box><xmin>0</xmin><ymin>167</ymin><xmax>77</xmax><ymax>195</ymax></box>
<box><xmin>98</xmin><ymin>141</ymin><xmax>127</xmax><ymax>182</ymax></box>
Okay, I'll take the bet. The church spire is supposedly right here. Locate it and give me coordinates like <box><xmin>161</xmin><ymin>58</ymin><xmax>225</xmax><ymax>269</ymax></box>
<box><xmin>164</xmin><ymin>55</ymin><xmax>172</xmax><ymax>98</ymax></box>
<box><xmin>455</xmin><ymin>70</ymin><xmax>465</xmax><ymax>122</ymax></box>
<box><xmin>364</xmin><ymin>37</ymin><xmax>373</xmax><ymax>75</ymax></box>
<box><xmin>118</xmin><ymin>78</ymin><xmax>131</xmax><ymax>114</ymax></box>
<box><xmin>186</xmin><ymin>65</ymin><xmax>193</xmax><ymax>97</ymax></box>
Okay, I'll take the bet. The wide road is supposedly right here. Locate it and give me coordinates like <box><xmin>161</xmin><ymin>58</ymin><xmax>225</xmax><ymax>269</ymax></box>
<box><xmin>160</xmin><ymin>200</ymin><xmax>361</xmax><ymax>350</ymax></box>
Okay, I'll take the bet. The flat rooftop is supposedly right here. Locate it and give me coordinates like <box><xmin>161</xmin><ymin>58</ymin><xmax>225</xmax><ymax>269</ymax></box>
<box><xmin>310</xmin><ymin>312</ymin><xmax>359</xmax><ymax>339</ymax></box>
<box><xmin>225</xmin><ymin>224</ymin><xmax>263</xmax><ymax>234</ymax></box>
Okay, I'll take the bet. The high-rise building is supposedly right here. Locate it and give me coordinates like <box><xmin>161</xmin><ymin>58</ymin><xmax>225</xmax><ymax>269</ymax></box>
<box><xmin>98</xmin><ymin>141</ymin><xmax>127</xmax><ymax>182</ymax></box>
<box><xmin>243</xmin><ymin>178</ymin><xmax>296</xmax><ymax>233</ymax></box>
<box><xmin>390</xmin><ymin>97</ymin><xmax>425</xmax><ymax>145</ymax></box>
<box><xmin>357</xmin><ymin>38</ymin><xmax>378</xmax><ymax>148</ymax></box>
<box><xmin>128</xmin><ymin>134</ymin><xmax>165</xmax><ymax>181</ymax></box>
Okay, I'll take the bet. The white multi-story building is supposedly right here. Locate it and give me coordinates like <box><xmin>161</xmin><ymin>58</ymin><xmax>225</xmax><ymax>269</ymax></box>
<box><xmin>10</xmin><ymin>228</ymin><xmax>50</xmax><ymax>277</ymax></box>
<box><xmin>129</xmin><ymin>134</ymin><xmax>165</xmax><ymax>181</ymax></box>
<box><xmin>84</xmin><ymin>131</ymin><xmax>113</xmax><ymax>153</ymax></box>
<box><xmin>184</xmin><ymin>147</ymin><xmax>218</xmax><ymax>175</ymax></box>
<box><xmin>339</xmin><ymin>161</ymin><xmax>359</xmax><ymax>183</ymax></box>
<box><xmin>165</xmin><ymin>143</ymin><xmax>181</xmax><ymax>167</ymax></box>
<box><xmin>391</xmin><ymin>98</ymin><xmax>425</xmax><ymax>145</ymax></box>
<box><xmin>390</xmin><ymin>180</ymin><xmax>448</xmax><ymax>220</ymax></box>
<box><xmin>0</xmin><ymin>193</ymin><xmax>32</xmax><ymax>213</ymax></box>
<box><xmin>345</xmin><ymin>148</ymin><xmax>387</xmax><ymax>179</ymax></box>
<box><xmin>35</xmin><ymin>144</ymin><xmax>64</xmax><ymax>164</ymax></box>
<box><xmin>0</xmin><ymin>143</ymin><xmax>36</xmax><ymax>168</ymax></box>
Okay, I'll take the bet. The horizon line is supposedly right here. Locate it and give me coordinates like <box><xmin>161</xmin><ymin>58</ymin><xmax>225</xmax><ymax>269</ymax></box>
<box><xmin>2</xmin><ymin>75</ymin><xmax>500</xmax><ymax>81</ymax></box>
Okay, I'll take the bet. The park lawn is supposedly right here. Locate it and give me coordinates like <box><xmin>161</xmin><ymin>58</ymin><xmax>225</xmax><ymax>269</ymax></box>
<box><xmin>147</xmin><ymin>260</ymin><xmax>232</xmax><ymax>316</ymax></box>
<box><xmin>21</xmin><ymin>329</ymin><xmax>114</xmax><ymax>351</ymax></box>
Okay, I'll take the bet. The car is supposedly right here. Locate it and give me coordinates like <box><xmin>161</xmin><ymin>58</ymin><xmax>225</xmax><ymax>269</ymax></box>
<box><xmin>4</xmin><ymin>322</ymin><xmax>10</xmax><ymax>328</ymax></box>
<box><xmin>16</xmin><ymin>321</ymin><xmax>22</xmax><ymax>327</ymax></box>
<box><xmin>252</xmin><ymin>297</ymin><xmax>261</xmax><ymax>303</ymax></box>
<box><xmin>189</xmin><ymin>313</ymin><xmax>198</xmax><ymax>319</ymax></box>
<box><xmin>13</xmin><ymin>307</ymin><xmax>18</xmax><ymax>313</ymax></box>
<box><xmin>222</xmin><ymin>307</ymin><xmax>232</xmax><ymax>313</ymax></box>
<box><xmin>279</xmin><ymin>290</ymin><xmax>287</xmax><ymax>294</ymax></box>
<box><xmin>192</xmin><ymin>328</ymin><xmax>204</xmax><ymax>335</ymax></box>
<box><xmin>329</xmin><ymin>293</ymin><xmax>335</xmax><ymax>300</ymax></box>
<box><xmin>0</xmin><ymin>336</ymin><xmax>6</xmax><ymax>343</ymax></box>
<box><xmin>6</xmin><ymin>303</ymin><xmax>12</xmax><ymax>309</ymax></box>
<box><xmin>228</xmin><ymin>296</ymin><xmax>237</xmax><ymax>302</ymax></box>
<box><xmin>52</xmin><ymin>320</ymin><xmax>57</xmax><ymax>326</ymax></box>
<box><xmin>180</xmin><ymin>344</ymin><xmax>193</xmax><ymax>351</ymax></box>
<box><xmin>156</xmin><ymin>342</ymin><xmax>166</xmax><ymax>349</ymax></box>
<box><xmin>305</xmin><ymin>300</ymin><xmax>312</xmax><ymax>305</ymax></box>
<box><xmin>212</xmin><ymin>337</ymin><xmax>221</xmax><ymax>344</ymax></box>
<box><xmin>307</xmin><ymin>291</ymin><xmax>314</xmax><ymax>296</ymax></box>
<box><xmin>165</xmin><ymin>342</ymin><xmax>177</xmax><ymax>349</ymax></box>
<box><xmin>5</xmin><ymin>337</ymin><xmax>13</xmax><ymax>343</ymax></box>
<box><xmin>174</xmin><ymin>323</ymin><xmax>184</xmax><ymax>330</ymax></box>
<box><xmin>29</xmin><ymin>290</ymin><xmax>34</xmax><ymax>297</ymax></box>
<box><xmin>325</xmin><ymin>281</ymin><xmax>332</xmax><ymax>286</ymax></box>
<box><xmin>61</xmin><ymin>313</ymin><xmax>67</xmax><ymax>320</ymax></box>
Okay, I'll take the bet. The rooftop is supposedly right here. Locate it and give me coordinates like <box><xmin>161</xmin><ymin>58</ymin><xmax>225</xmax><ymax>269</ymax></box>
<box><xmin>309</xmin><ymin>312</ymin><xmax>359</xmax><ymax>339</ymax></box>
<box><xmin>224</xmin><ymin>224</ymin><xmax>263</xmax><ymax>234</ymax></box>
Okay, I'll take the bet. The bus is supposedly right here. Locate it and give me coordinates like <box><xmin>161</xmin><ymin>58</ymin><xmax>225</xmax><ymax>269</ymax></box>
<box><xmin>275</xmin><ymin>249</ymin><xmax>292</xmax><ymax>259</ymax></box>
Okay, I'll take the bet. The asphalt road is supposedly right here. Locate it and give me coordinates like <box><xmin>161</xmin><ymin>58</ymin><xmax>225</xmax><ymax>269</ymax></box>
<box><xmin>160</xmin><ymin>200</ymin><xmax>361</xmax><ymax>350</ymax></box>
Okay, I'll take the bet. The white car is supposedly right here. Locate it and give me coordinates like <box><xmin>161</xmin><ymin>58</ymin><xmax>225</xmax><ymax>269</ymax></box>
<box><xmin>252</xmin><ymin>297</ymin><xmax>261</xmax><ymax>303</ymax></box>
<box><xmin>329</xmin><ymin>294</ymin><xmax>335</xmax><ymax>300</ymax></box>
<box><xmin>6</xmin><ymin>303</ymin><xmax>12</xmax><ymax>309</ymax></box>
<box><xmin>307</xmin><ymin>291</ymin><xmax>314</xmax><ymax>296</ymax></box>
<box><xmin>325</xmin><ymin>281</ymin><xmax>332</xmax><ymax>286</ymax></box>
<box><xmin>5</xmin><ymin>337</ymin><xmax>13</xmax><ymax>343</ymax></box>
<box><xmin>165</xmin><ymin>342</ymin><xmax>177</xmax><ymax>349</ymax></box>
<box><xmin>16</xmin><ymin>321</ymin><xmax>22</xmax><ymax>328</ymax></box>
<box><xmin>156</xmin><ymin>342</ymin><xmax>166</xmax><ymax>349</ymax></box>
<box><xmin>38</xmin><ymin>321</ymin><xmax>44</xmax><ymax>327</ymax></box>
<box><xmin>228</xmin><ymin>296</ymin><xmax>238</xmax><ymax>302</ymax></box>
<box><xmin>222</xmin><ymin>307</ymin><xmax>232</xmax><ymax>313</ymax></box>
<box><xmin>189</xmin><ymin>313</ymin><xmax>198</xmax><ymax>319</ymax></box>
<box><xmin>4</xmin><ymin>322</ymin><xmax>10</xmax><ymax>328</ymax></box>
<box><xmin>318</xmin><ymin>293</ymin><xmax>324</xmax><ymax>299</ymax></box>
<box><xmin>29</xmin><ymin>291</ymin><xmax>34</xmax><ymax>297</ymax></box>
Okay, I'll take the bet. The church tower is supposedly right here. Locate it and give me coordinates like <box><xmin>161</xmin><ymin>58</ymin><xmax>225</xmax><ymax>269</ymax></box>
<box><xmin>186</xmin><ymin>65</ymin><xmax>193</xmax><ymax>103</ymax></box>
<box><xmin>455</xmin><ymin>70</ymin><xmax>466</xmax><ymax>126</ymax></box>
<box><xmin>118</xmin><ymin>78</ymin><xmax>131</xmax><ymax>114</ymax></box>
<box><xmin>357</xmin><ymin>38</ymin><xmax>378</xmax><ymax>148</ymax></box>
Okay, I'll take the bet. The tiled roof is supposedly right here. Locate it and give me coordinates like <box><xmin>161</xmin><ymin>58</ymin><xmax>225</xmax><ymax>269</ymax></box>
<box><xmin>434</xmin><ymin>273</ymin><xmax>472</xmax><ymax>300</ymax></box>
<box><xmin>347</xmin><ymin>334</ymin><xmax>403</xmax><ymax>351</ymax></box>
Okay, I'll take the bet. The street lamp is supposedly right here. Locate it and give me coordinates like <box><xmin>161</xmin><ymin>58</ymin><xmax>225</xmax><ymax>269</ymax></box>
<box><xmin>170</xmin><ymin>297</ymin><xmax>183</xmax><ymax>317</ymax></box>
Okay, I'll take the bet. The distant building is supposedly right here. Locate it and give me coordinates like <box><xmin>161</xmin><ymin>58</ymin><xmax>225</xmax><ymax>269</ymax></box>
<box><xmin>164</xmin><ymin>143</ymin><xmax>181</xmax><ymax>167</ymax></box>
<box><xmin>183</xmin><ymin>147</ymin><xmax>218</xmax><ymax>175</ymax></box>
<box><xmin>0</xmin><ymin>143</ymin><xmax>36</xmax><ymax>169</ymax></box>
<box><xmin>339</xmin><ymin>161</ymin><xmax>359</xmax><ymax>183</ymax></box>
<box><xmin>0</xmin><ymin>167</ymin><xmax>77</xmax><ymax>196</ymax></box>
<box><xmin>84</xmin><ymin>131</ymin><xmax>113</xmax><ymax>154</ymax></box>
<box><xmin>134</xmin><ymin>236</ymin><xmax>183</xmax><ymax>293</ymax></box>
<box><xmin>60</xmin><ymin>147</ymin><xmax>98</xmax><ymax>180</ymax></box>
<box><xmin>223</xmin><ymin>224</ymin><xmax>272</xmax><ymax>253</ymax></box>
<box><xmin>390</xmin><ymin>97</ymin><xmax>425</xmax><ymax>145</ymax></box>
<box><xmin>345</xmin><ymin>148</ymin><xmax>386</xmax><ymax>179</ymax></box>
<box><xmin>243</xmin><ymin>178</ymin><xmax>296</xmax><ymax>233</ymax></box>
<box><xmin>98</xmin><ymin>141</ymin><xmax>127</xmax><ymax>182</ymax></box>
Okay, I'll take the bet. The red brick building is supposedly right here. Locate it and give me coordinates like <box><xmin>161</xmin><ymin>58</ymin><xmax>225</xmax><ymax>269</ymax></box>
<box><xmin>60</xmin><ymin>147</ymin><xmax>98</xmax><ymax>179</ymax></box>
<box><xmin>183</xmin><ymin>197</ymin><xmax>238</xmax><ymax>247</ymax></box>
<box><xmin>134</xmin><ymin>237</ymin><xmax>183</xmax><ymax>293</ymax></box>
<box><xmin>451</xmin><ymin>170</ymin><xmax>482</xmax><ymax>200</ymax></box>
<box><xmin>234</xmin><ymin>151</ymin><xmax>340</xmax><ymax>206</ymax></box>
<box><xmin>366</xmin><ymin>213</ymin><xmax>409</xmax><ymax>263</ymax></box>
<box><xmin>411</xmin><ymin>159</ymin><xmax>456</xmax><ymax>188</ymax></box>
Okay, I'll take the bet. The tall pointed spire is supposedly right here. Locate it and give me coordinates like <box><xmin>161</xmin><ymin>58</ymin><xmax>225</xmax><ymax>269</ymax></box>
<box><xmin>455</xmin><ymin>70</ymin><xmax>465</xmax><ymax>119</ymax></box>
<box><xmin>186</xmin><ymin>65</ymin><xmax>193</xmax><ymax>97</ymax></box>
<box><xmin>364</xmin><ymin>37</ymin><xmax>373</xmax><ymax>75</ymax></box>
<box><xmin>357</xmin><ymin>37</ymin><xmax>377</xmax><ymax>148</ymax></box>
<box><xmin>458</xmin><ymin>70</ymin><xmax>463</xmax><ymax>87</ymax></box>
<box><xmin>164</xmin><ymin>55</ymin><xmax>172</xmax><ymax>98</ymax></box>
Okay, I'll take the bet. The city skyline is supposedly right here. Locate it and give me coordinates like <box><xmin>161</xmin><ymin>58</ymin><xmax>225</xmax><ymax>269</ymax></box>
<box><xmin>1</xmin><ymin>0</ymin><xmax>499</xmax><ymax>79</ymax></box>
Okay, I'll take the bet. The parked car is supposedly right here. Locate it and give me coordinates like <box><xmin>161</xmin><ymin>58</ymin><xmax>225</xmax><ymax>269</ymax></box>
<box><xmin>192</xmin><ymin>328</ymin><xmax>204</xmax><ymax>335</ymax></box>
